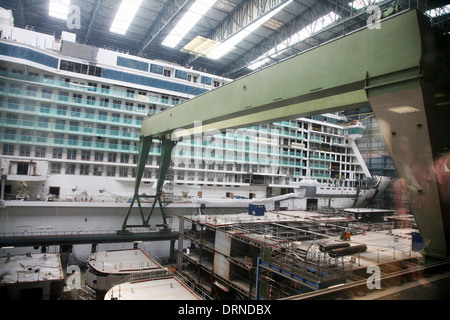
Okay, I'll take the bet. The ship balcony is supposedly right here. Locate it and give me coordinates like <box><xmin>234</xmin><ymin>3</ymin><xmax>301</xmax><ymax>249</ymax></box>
<box><xmin>309</xmin><ymin>154</ymin><xmax>333</xmax><ymax>161</ymax></box>
<box><xmin>1</xmin><ymin>132</ymin><xmax>143</xmax><ymax>154</ymax></box>
<box><xmin>311</xmin><ymin>173</ymin><xmax>331</xmax><ymax>179</ymax></box>
<box><xmin>279</xmin><ymin>160</ymin><xmax>305</xmax><ymax>168</ymax></box>
<box><xmin>310</xmin><ymin>136</ymin><xmax>324</xmax><ymax>143</ymax></box>
<box><xmin>310</xmin><ymin>163</ymin><xmax>330</xmax><ymax>170</ymax></box>
<box><xmin>3</xmin><ymin>158</ymin><xmax>48</xmax><ymax>181</ymax></box>
<box><xmin>5</xmin><ymin>174</ymin><xmax>47</xmax><ymax>182</ymax></box>
<box><xmin>281</xmin><ymin>150</ymin><xmax>305</xmax><ymax>158</ymax></box>
<box><xmin>275</xmin><ymin>120</ymin><xmax>300</xmax><ymax>129</ymax></box>
<box><xmin>0</xmin><ymin>102</ymin><xmax>144</xmax><ymax>131</ymax></box>
<box><xmin>0</xmin><ymin>89</ymin><xmax>148</xmax><ymax>122</ymax></box>
<box><xmin>0</xmin><ymin>117</ymin><xmax>141</xmax><ymax>141</ymax></box>
<box><xmin>0</xmin><ymin>70</ymin><xmax>182</xmax><ymax>108</ymax></box>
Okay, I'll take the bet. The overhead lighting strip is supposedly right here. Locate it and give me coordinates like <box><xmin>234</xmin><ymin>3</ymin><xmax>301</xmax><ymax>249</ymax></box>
<box><xmin>49</xmin><ymin>0</ymin><xmax>70</xmax><ymax>20</ymax></box>
<box><xmin>206</xmin><ymin>0</ymin><xmax>293</xmax><ymax>60</ymax></box>
<box><xmin>349</xmin><ymin>0</ymin><xmax>383</xmax><ymax>10</ymax></box>
<box><xmin>110</xmin><ymin>0</ymin><xmax>144</xmax><ymax>35</ymax></box>
<box><xmin>248</xmin><ymin>11</ymin><xmax>340</xmax><ymax>70</ymax></box>
<box><xmin>425</xmin><ymin>5</ymin><xmax>450</xmax><ymax>18</ymax></box>
<box><xmin>162</xmin><ymin>0</ymin><xmax>219</xmax><ymax>48</ymax></box>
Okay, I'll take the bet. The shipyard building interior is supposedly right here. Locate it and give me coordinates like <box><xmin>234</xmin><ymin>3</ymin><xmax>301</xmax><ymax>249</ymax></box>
<box><xmin>0</xmin><ymin>0</ymin><xmax>449</xmax><ymax>303</ymax></box>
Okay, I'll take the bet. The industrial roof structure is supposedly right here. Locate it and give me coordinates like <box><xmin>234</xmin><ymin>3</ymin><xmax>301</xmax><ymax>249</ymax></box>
<box><xmin>0</xmin><ymin>0</ymin><xmax>448</xmax><ymax>79</ymax></box>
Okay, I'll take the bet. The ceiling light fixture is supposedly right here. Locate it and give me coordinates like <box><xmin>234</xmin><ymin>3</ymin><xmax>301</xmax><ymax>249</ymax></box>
<box><xmin>387</xmin><ymin>106</ymin><xmax>421</xmax><ymax>114</ymax></box>
<box><xmin>162</xmin><ymin>0</ymin><xmax>219</xmax><ymax>48</ymax></box>
<box><xmin>349</xmin><ymin>0</ymin><xmax>383</xmax><ymax>10</ymax></box>
<box><xmin>426</xmin><ymin>4</ymin><xmax>450</xmax><ymax>18</ymax></box>
<box><xmin>248</xmin><ymin>11</ymin><xmax>340</xmax><ymax>70</ymax></box>
<box><xmin>49</xmin><ymin>0</ymin><xmax>70</xmax><ymax>20</ymax></box>
<box><xmin>207</xmin><ymin>0</ymin><xmax>293</xmax><ymax>60</ymax></box>
<box><xmin>110</xmin><ymin>0</ymin><xmax>143</xmax><ymax>35</ymax></box>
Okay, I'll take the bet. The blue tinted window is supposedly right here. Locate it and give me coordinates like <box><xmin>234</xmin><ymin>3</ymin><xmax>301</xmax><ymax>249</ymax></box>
<box><xmin>201</xmin><ymin>76</ymin><xmax>211</xmax><ymax>85</ymax></box>
<box><xmin>175</xmin><ymin>70</ymin><xmax>187</xmax><ymax>80</ymax></box>
<box><xmin>150</xmin><ymin>64</ymin><xmax>163</xmax><ymax>75</ymax></box>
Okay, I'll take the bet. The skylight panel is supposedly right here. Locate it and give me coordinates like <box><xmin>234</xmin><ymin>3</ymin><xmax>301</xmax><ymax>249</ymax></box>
<box><xmin>248</xmin><ymin>11</ymin><xmax>340</xmax><ymax>70</ymax></box>
<box><xmin>349</xmin><ymin>0</ymin><xmax>383</xmax><ymax>10</ymax></box>
<box><xmin>162</xmin><ymin>0</ymin><xmax>218</xmax><ymax>48</ymax></box>
<box><xmin>426</xmin><ymin>5</ymin><xmax>450</xmax><ymax>18</ymax></box>
<box><xmin>110</xmin><ymin>0</ymin><xmax>143</xmax><ymax>35</ymax></box>
<box><xmin>49</xmin><ymin>0</ymin><xmax>70</xmax><ymax>20</ymax></box>
<box><xmin>206</xmin><ymin>0</ymin><xmax>293</xmax><ymax>60</ymax></box>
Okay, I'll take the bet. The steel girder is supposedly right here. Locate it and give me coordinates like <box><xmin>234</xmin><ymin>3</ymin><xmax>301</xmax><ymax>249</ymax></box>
<box><xmin>126</xmin><ymin>10</ymin><xmax>450</xmax><ymax>259</ymax></box>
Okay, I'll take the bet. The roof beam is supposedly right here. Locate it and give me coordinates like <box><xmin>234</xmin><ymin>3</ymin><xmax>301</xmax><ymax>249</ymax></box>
<box><xmin>184</xmin><ymin>0</ymin><xmax>293</xmax><ymax>67</ymax></box>
<box><xmin>139</xmin><ymin>0</ymin><xmax>193</xmax><ymax>54</ymax></box>
<box><xmin>85</xmin><ymin>0</ymin><xmax>103</xmax><ymax>43</ymax></box>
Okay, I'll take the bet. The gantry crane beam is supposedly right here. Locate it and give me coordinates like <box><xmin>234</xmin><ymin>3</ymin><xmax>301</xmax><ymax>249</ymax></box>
<box><xmin>122</xmin><ymin>10</ymin><xmax>450</xmax><ymax>259</ymax></box>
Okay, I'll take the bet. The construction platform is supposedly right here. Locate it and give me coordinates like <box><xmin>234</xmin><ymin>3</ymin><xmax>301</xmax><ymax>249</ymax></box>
<box><xmin>0</xmin><ymin>252</ymin><xmax>64</xmax><ymax>299</ymax></box>
<box><xmin>85</xmin><ymin>248</ymin><xmax>167</xmax><ymax>295</ymax></box>
<box><xmin>175</xmin><ymin>209</ymin><xmax>426</xmax><ymax>300</ymax></box>
<box><xmin>104</xmin><ymin>276</ymin><xmax>202</xmax><ymax>300</ymax></box>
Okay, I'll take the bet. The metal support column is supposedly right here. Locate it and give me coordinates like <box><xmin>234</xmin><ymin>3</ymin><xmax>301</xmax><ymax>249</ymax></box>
<box><xmin>121</xmin><ymin>137</ymin><xmax>176</xmax><ymax>231</ymax></box>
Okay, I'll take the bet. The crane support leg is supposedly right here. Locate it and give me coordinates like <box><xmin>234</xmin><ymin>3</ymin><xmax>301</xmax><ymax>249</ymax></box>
<box><xmin>121</xmin><ymin>137</ymin><xmax>176</xmax><ymax>231</ymax></box>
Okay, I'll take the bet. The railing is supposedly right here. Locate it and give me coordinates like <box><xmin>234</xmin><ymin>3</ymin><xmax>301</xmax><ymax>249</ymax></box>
<box><xmin>0</xmin><ymin>228</ymin><xmax>176</xmax><ymax>239</ymax></box>
<box><xmin>0</xmin><ymin>93</ymin><xmax>146</xmax><ymax>127</ymax></box>
<box><xmin>107</xmin><ymin>267</ymin><xmax>213</xmax><ymax>300</ymax></box>
<box><xmin>0</xmin><ymin>70</ymin><xmax>183</xmax><ymax>107</ymax></box>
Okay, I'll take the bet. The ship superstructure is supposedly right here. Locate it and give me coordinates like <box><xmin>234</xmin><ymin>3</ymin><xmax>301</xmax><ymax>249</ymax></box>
<box><xmin>0</xmin><ymin>24</ymin><xmax>386</xmax><ymax>210</ymax></box>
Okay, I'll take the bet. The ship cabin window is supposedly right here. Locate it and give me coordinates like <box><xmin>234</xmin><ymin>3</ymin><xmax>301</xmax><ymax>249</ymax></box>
<box><xmin>88</xmin><ymin>82</ymin><xmax>97</xmax><ymax>91</ymax></box>
<box><xmin>67</xmin><ymin>149</ymin><xmax>77</xmax><ymax>160</ymax></box>
<box><xmin>43</xmin><ymin>75</ymin><xmax>54</xmax><ymax>81</ymax></box>
<box><xmin>12</xmin><ymin>69</ymin><xmax>24</xmax><ymax>75</ymax></box>
<box><xmin>42</xmin><ymin>89</ymin><xmax>52</xmax><ymax>99</ymax></box>
<box><xmin>87</xmin><ymin>96</ymin><xmax>96</xmax><ymax>105</ymax></box>
<box><xmin>35</xmin><ymin>146</ymin><xmax>46</xmax><ymax>158</ymax></box>
<box><xmin>72</xmin><ymin>94</ymin><xmax>82</xmax><ymax>103</ymax></box>
<box><xmin>80</xmin><ymin>165</ymin><xmax>89</xmax><ymax>176</ymax></box>
<box><xmin>150</xmin><ymin>64</ymin><xmax>163</xmax><ymax>75</ymax></box>
<box><xmin>113</xmin><ymin>100</ymin><xmax>121</xmax><ymax>109</ymax></box>
<box><xmin>101</xmin><ymin>85</ymin><xmax>110</xmax><ymax>93</ymax></box>
<box><xmin>94</xmin><ymin>152</ymin><xmax>104</xmax><ymax>162</ymax></box>
<box><xmin>106</xmin><ymin>166</ymin><xmax>116</xmax><ymax>177</ymax></box>
<box><xmin>19</xmin><ymin>146</ymin><xmax>30</xmax><ymax>157</ymax></box>
<box><xmin>175</xmin><ymin>70</ymin><xmax>187</xmax><ymax>80</ymax></box>
<box><xmin>126</xmin><ymin>89</ymin><xmax>135</xmax><ymax>97</ymax></box>
<box><xmin>108</xmin><ymin>153</ymin><xmax>117</xmax><ymax>162</ymax></box>
<box><xmin>119</xmin><ymin>167</ymin><xmax>128</xmax><ymax>177</ymax></box>
<box><xmin>3</xmin><ymin>143</ymin><xmax>14</xmax><ymax>156</ymax></box>
<box><xmin>163</xmin><ymin>69</ymin><xmax>171</xmax><ymax>78</ymax></box>
<box><xmin>100</xmin><ymin>98</ymin><xmax>109</xmax><ymax>107</ymax></box>
<box><xmin>58</xmin><ymin>91</ymin><xmax>68</xmax><ymax>101</ymax></box>
<box><xmin>50</xmin><ymin>163</ymin><xmax>61</xmax><ymax>174</ymax></box>
<box><xmin>93</xmin><ymin>165</ymin><xmax>102</xmax><ymax>176</ymax></box>
<box><xmin>66</xmin><ymin>163</ymin><xmax>75</xmax><ymax>175</ymax></box>
<box><xmin>125</xmin><ymin>102</ymin><xmax>133</xmax><ymax>111</ymax></box>
<box><xmin>81</xmin><ymin>151</ymin><xmax>91</xmax><ymax>161</ymax></box>
<box><xmin>201</xmin><ymin>76</ymin><xmax>211</xmax><ymax>86</ymax></box>
<box><xmin>120</xmin><ymin>154</ymin><xmax>129</xmax><ymax>164</ymax></box>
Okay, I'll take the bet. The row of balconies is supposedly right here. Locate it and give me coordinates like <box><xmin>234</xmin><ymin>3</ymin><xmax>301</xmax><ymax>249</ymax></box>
<box><xmin>0</xmin><ymin>70</ymin><xmax>184</xmax><ymax>107</ymax></box>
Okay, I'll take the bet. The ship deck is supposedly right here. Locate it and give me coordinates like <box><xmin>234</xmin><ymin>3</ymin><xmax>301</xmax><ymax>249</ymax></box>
<box><xmin>104</xmin><ymin>276</ymin><xmax>201</xmax><ymax>300</ymax></box>
<box><xmin>0</xmin><ymin>253</ymin><xmax>63</xmax><ymax>284</ymax></box>
<box><xmin>88</xmin><ymin>249</ymin><xmax>164</xmax><ymax>275</ymax></box>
